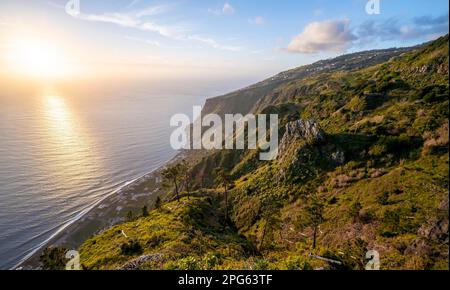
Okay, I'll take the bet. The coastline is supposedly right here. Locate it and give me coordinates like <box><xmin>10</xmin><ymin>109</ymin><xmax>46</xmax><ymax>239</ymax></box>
<box><xmin>15</xmin><ymin>151</ymin><xmax>186</xmax><ymax>270</ymax></box>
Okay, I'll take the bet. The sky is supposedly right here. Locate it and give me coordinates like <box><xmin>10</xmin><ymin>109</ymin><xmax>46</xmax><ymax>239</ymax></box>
<box><xmin>0</xmin><ymin>0</ymin><xmax>448</xmax><ymax>89</ymax></box>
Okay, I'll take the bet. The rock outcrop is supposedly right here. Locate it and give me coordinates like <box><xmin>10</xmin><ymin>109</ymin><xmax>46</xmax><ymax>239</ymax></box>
<box><xmin>119</xmin><ymin>253</ymin><xmax>164</xmax><ymax>270</ymax></box>
<box><xmin>279</xmin><ymin>119</ymin><xmax>324</xmax><ymax>156</ymax></box>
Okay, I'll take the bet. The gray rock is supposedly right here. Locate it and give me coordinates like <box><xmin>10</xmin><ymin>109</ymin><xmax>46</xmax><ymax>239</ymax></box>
<box><xmin>418</xmin><ymin>217</ymin><xmax>449</xmax><ymax>242</ymax></box>
<box><xmin>279</xmin><ymin>119</ymin><xmax>324</xmax><ymax>156</ymax></box>
<box><xmin>119</xmin><ymin>253</ymin><xmax>164</xmax><ymax>270</ymax></box>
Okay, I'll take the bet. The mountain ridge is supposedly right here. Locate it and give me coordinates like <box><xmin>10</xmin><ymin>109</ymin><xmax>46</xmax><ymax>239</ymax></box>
<box><xmin>202</xmin><ymin>45</ymin><xmax>419</xmax><ymax>117</ymax></box>
<box><xmin>42</xmin><ymin>35</ymin><xmax>449</xmax><ymax>270</ymax></box>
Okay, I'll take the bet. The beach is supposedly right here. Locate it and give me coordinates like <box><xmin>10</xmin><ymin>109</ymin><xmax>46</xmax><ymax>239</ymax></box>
<box><xmin>16</xmin><ymin>152</ymin><xmax>187</xmax><ymax>270</ymax></box>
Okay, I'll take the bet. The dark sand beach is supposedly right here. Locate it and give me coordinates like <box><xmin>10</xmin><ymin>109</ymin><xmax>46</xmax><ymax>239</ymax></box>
<box><xmin>16</xmin><ymin>152</ymin><xmax>187</xmax><ymax>270</ymax></box>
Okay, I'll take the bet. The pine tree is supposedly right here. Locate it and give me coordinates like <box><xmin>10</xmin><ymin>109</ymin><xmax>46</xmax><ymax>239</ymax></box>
<box><xmin>297</xmin><ymin>195</ymin><xmax>325</xmax><ymax>249</ymax></box>
<box><xmin>154</xmin><ymin>196</ymin><xmax>162</xmax><ymax>210</ymax></box>
<box><xmin>162</xmin><ymin>164</ymin><xmax>183</xmax><ymax>202</ymax></box>
<box><xmin>215</xmin><ymin>169</ymin><xmax>233</xmax><ymax>223</ymax></box>
<box><xmin>142</xmin><ymin>205</ymin><xmax>149</xmax><ymax>217</ymax></box>
<box><xmin>126</xmin><ymin>210</ymin><xmax>134</xmax><ymax>222</ymax></box>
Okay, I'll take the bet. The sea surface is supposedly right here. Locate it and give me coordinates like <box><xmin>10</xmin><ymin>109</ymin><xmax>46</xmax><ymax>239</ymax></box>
<box><xmin>0</xmin><ymin>80</ymin><xmax>210</xmax><ymax>269</ymax></box>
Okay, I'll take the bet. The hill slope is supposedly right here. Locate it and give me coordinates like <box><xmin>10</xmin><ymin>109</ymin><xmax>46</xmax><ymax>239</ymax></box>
<box><xmin>78</xmin><ymin>36</ymin><xmax>449</xmax><ymax>270</ymax></box>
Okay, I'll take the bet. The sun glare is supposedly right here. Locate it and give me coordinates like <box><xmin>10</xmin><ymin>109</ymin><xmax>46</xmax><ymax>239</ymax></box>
<box><xmin>7</xmin><ymin>36</ymin><xmax>73</xmax><ymax>79</ymax></box>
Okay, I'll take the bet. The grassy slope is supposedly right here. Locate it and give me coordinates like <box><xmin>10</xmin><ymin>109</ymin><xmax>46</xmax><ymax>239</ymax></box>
<box><xmin>79</xmin><ymin>36</ymin><xmax>449</xmax><ymax>270</ymax></box>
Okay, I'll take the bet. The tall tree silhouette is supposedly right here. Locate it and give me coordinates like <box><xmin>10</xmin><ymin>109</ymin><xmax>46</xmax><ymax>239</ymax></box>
<box><xmin>215</xmin><ymin>169</ymin><xmax>233</xmax><ymax>222</ymax></box>
<box><xmin>258</xmin><ymin>200</ymin><xmax>282</xmax><ymax>251</ymax></box>
<box><xmin>297</xmin><ymin>195</ymin><xmax>325</xmax><ymax>249</ymax></box>
<box><xmin>162</xmin><ymin>163</ymin><xmax>183</xmax><ymax>202</ymax></box>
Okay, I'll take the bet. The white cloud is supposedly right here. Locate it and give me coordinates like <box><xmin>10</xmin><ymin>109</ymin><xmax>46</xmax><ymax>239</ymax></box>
<box><xmin>248</xmin><ymin>16</ymin><xmax>265</xmax><ymax>25</ymax></box>
<box><xmin>126</xmin><ymin>0</ymin><xmax>141</xmax><ymax>9</ymax></box>
<box><xmin>208</xmin><ymin>2</ymin><xmax>235</xmax><ymax>16</ymax></box>
<box><xmin>70</xmin><ymin>5</ymin><xmax>243</xmax><ymax>51</ymax></box>
<box><xmin>222</xmin><ymin>3</ymin><xmax>235</xmax><ymax>15</ymax></box>
<box><xmin>287</xmin><ymin>19</ymin><xmax>356</xmax><ymax>53</ymax></box>
<box><xmin>73</xmin><ymin>5</ymin><xmax>184</xmax><ymax>38</ymax></box>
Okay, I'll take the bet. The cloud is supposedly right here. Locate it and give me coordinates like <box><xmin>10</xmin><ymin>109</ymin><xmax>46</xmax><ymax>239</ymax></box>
<box><xmin>69</xmin><ymin>4</ymin><xmax>243</xmax><ymax>51</ymax></box>
<box><xmin>356</xmin><ymin>13</ymin><xmax>449</xmax><ymax>44</ymax></box>
<box><xmin>72</xmin><ymin>5</ymin><xmax>184</xmax><ymax>38</ymax></box>
<box><xmin>248</xmin><ymin>16</ymin><xmax>265</xmax><ymax>25</ymax></box>
<box><xmin>286</xmin><ymin>13</ymin><xmax>449</xmax><ymax>54</ymax></box>
<box><xmin>287</xmin><ymin>19</ymin><xmax>356</xmax><ymax>53</ymax></box>
<box><xmin>222</xmin><ymin>3</ymin><xmax>235</xmax><ymax>15</ymax></box>
<box><xmin>208</xmin><ymin>2</ymin><xmax>235</xmax><ymax>16</ymax></box>
<box><xmin>126</xmin><ymin>0</ymin><xmax>141</xmax><ymax>9</ymax></box>
<box><xmin>413</xmin><ymin>13</ymin><xmax>449</xmax><ymax>26</ymax></box>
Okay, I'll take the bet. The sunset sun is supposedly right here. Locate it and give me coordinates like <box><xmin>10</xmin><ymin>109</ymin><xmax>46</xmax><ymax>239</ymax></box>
<box><xmin>7</xmin><ymin>36</ymin><xmax>71</xmax><ymax>79</ymax></box>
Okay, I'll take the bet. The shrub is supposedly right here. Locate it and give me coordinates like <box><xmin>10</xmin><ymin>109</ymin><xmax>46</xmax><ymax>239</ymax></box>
<box><xmin>142</xmin><ymin>205</ymin><xmax>149</xmax><ymax>217</ymax></box>
<box><xmin>413</xmin><ymin>85</ymin><xmax>448</xmax><ymax>103</ymax></box>
<box><xmin>349</xmin><ymin>202</ymin><xmax>363</xmax><ymax>222</ymax></box>
<box><xmin>253</xmin><ymin>259</ymin><xmax>270</xmax><ymax>270</ymax></box>
<box><xmin>379</xmin><ymin>210</ymin><xmax>401</xmax><ymax>237</ymax></box>
<box><xmin>40</xmin><ymin>246</ymin><xmax>69</xmax><ymax>270</ymax></box>
<box><xmin>285</xmin><ymin>256</ymin><xmax>313</xmax><ymax>270</ymax></box>
<box><xmin>376</xmin><ymin>192</ymin><xmax>390</xmax><ymax>205</ymax></box>
<box><xmin>120</xmin><ymin>240</ymin><xmax>143</xmax><ymax>256</ymax></box>
<box><xmin>202</xmin><ymin>253</ymin><xmax>221</xmax><ymax>269</ymax></box>
<box><xmin>154</xmin><ymin>196</ymin><xmax>162</xmax><ymax>210</ymax></box>
<box><xmin>168</xmin><ymin>256</ymin><xmax>202</xmax><ymax>270</ymax></box>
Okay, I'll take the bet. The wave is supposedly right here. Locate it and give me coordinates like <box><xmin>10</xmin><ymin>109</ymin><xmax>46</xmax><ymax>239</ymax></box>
<box><xmin>11</xmin><ymin>155</ymin><xmax>175</xmax><ymax>270</ymax></box>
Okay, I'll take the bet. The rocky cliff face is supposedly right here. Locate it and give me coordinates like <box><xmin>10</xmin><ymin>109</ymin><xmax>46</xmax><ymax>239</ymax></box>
<box><xmin>279</xmin><ymin>119</ymin><xmax>324</xmax><ymax>157</ymax></box>
<box><xmin>278</xmin><ymin>119</ymin><xmax>346</xmax><ymax>183</ymax></box>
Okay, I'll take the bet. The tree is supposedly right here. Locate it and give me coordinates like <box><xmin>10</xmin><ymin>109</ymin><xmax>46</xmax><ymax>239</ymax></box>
<box><xmin>126</xmin><ymin>210</ymin><xmax>134</xmax><ymax>222</ymax></box>
<box><xmin>154</xmin><ymin>196</ymin><xmax>162</xmax><ymax>210</ymax></box>
<box><xmin>215</xmin><ymin>169</ymin><xmax>234</xmax><ymax>222</ymax></box>
<box><xmin>297</xmin><ymin>195</ymin><xmax>325</xmax><ymax>249</ymax></box>
<box><xmin>120</xmin><ymin>240</ymin><xmax>143</xmax><ymax>256</ymax></box>
<box><xmin>162</xmin><ymin>164</ymin><xmax>183</xmax><ymax>202</ymax></box>
<box><xmin>258</xmin><ymin>200</ymin><xmax>282</xmax><ymax>251</ymax></box>
<box><xmin>180</xmin><ymin>159</ymin><xmax>193</xmax><ymax>199</ymax></box>
<box><xmin>40</xmin><ymin>246</ymin><xmax>68</xmax><ymax>270</ymax></box>
<box><xmin>142</xmin><ymin>205</ymin><xmax>149</xmax><ymax>217</ymax></box>
<box><xmin>349</xmin><ymin>201</ymin><xmax>363</xmax><ymax>222</ymax></box>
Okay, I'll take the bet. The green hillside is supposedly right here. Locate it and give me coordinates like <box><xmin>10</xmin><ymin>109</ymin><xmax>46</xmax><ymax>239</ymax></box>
<box><xmin>77</xmin><ymin>35</ymin><xmax>449</xmax><ymax>270</ymax></box>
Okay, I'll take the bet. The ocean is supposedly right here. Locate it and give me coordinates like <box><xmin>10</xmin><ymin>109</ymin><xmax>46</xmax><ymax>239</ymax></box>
<box><xmin>0</xmin><ymin>79</ymin><xmax>209</xmax><ymax>269</ymax></box>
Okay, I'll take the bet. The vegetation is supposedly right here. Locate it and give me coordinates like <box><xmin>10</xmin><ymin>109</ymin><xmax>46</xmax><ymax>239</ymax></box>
<box><xmin>78</xmin><ymin>35</ymin><xmax>449</xmax><ymax>270</ymax></box>
<box><xmin>296</xmin><ymin>195</ymin><xmax>325</xmax><ymax>249</ymax></box>
<box><xmin>162</xmin><ymin>163</ymin><xmax>184</xmax><ymax>202</ymax></box>
<box><xmin>40</xmin><ymin>246</ymin><xmax>68</xmax><ymax>270</ymax></box>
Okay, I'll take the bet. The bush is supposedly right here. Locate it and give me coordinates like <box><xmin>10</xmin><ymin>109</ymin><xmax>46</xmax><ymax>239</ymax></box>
<box><xmin>285</xmin><ymin>256</ymin><xmax>313</xmax><ymax>270</ymax></box>
<box><xmin>376</xmin><ymin>192</ymin><xmax>390</xmax><ymax>205</ymax></box>
<box><xmin>413</xmin><ymin>85</ymin><xmax>448</xmax><ymax>103</ymax></box>
<box><xmin>40</xmin><ymin>246</ymin><xmax>68</xmax><ymax>270</ymax></box>
<box><xmin>120</xmin><ymin>240</ymin><xmax>143</xmax><ymax>256</ymax></box>
<box><xmin>142</xmin><ymin>205</ymin><xmax>149</xmax><ymax>217</ymax></box>
<box><xmin>167</xmin><ymin>256</ymin><xmax>202</xmax><ymax>270</ymax></box>
<box><xmin>202</xmin><ymin>253</ymin><xmax>221</xmax><ymax>269</ymax></box>
<box><xmin>253</xmin><ymin>259</ymin><xmax>270</xmax><ymax>270</ymax></box>
<box><xmin>379</xmin><ymin>210</ymin><xmax>401</xmax><ymax>237</ymax></box>
<box><xmin>349</xmin><ymin>202</ymin><xmax>363</xmax><ymax>222</ymax></box>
